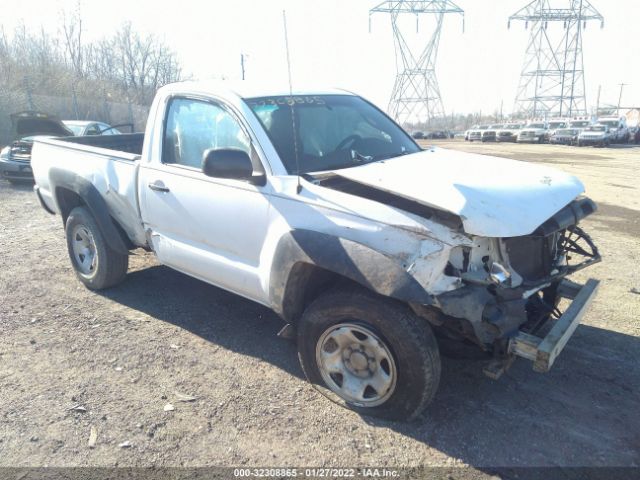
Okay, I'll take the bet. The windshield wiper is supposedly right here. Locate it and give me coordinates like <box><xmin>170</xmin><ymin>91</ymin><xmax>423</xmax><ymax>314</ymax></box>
<box><xmin>372</xmin><ymin>150</ymin><xmax>411</xmax><ymax>161</ymax></box>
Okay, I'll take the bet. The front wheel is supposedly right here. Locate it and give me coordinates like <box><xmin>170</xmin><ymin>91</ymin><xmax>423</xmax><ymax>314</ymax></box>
<box><xmin>297</xmin><ymin>288</ymin><xmax>441</xmax><ymax>421</ymax></box>
<box><xmin>65</xmin><ymin>206</ymin><xmax>128</xmax><ymax>290</ymax></box>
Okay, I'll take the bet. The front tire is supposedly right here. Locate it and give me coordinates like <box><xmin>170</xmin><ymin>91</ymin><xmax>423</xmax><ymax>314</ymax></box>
<box><xmin>65</xmin><ymin>206</ymin><xmax>128</xmax><ymax>290</ymax></box>
<box><xmin>297</xmin><ymin>288</ymin><xmax>441</xmax><ymax>421</ymax></box>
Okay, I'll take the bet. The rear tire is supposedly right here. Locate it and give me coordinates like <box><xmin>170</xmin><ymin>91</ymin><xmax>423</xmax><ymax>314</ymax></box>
<box><xmin>65</xmin><ymin>206</ymin><xmax>128</xmax><ymax>290</ymax></box>
<box><xmin>297</xmin><ymin>288</ymin><xmax>441</xmax><ymax>421</ymax></box>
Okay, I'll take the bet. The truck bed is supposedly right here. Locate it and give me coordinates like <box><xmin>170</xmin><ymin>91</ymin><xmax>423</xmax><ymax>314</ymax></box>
<box><xmin>31</xmin><ymin>133</ymin><xmax>148</xmax><ymax>248</ymax></box>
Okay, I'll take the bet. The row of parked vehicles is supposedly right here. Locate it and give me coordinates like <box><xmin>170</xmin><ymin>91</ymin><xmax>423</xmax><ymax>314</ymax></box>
<box><xmin>0</xmin><ymin>111</ymin><xmax>131</xmax><ymax>183</ymax></box>
<box><xmin>465</xmin><ymin>115</ymin><xmax>636</xmax><ymax>147</ymax></box>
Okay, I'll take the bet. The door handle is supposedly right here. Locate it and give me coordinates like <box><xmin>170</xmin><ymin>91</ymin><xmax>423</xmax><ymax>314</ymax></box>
<box><xmin>148</xmin><ymin>181</ymin><xmax>170</xmax><ymax>193</ymax></box>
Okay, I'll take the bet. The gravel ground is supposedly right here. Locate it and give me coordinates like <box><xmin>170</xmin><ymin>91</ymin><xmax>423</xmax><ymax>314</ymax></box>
<box><xmin>0</xmin><ymin>140</ymin><xmax>639</xmax><ymax>472</ymax></box>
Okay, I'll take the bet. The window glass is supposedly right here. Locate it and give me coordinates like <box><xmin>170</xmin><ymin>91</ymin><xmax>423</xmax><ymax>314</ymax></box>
<box><xmin>65</xmin><ymin>124</ymin><xmax>83</xmax><ymax>136</ymax></box>
<box><xmin>246</xmin><ymin>95</ymin><xmax>419</xmax><ymax>173</ymax></box>
<box><xmin>86</xmin><ymin>124</ymin><xmax>101</xmax><ymax>136</ymax></box>
<box><xmin>163</xmin><ymin>98</ymin><xmax>250</xmax><ymax>168</ymax></box>
<box><xmin>99</xmin><ymin>123</ymin><xmax>121</xmax><ymax>135</ymax></box>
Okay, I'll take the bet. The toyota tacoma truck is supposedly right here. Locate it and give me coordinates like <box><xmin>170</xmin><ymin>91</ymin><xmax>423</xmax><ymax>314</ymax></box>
<box><xmin>30</xmin><ymin>82</ymin><xmax>601</xmax><ymax>421</ymax></box>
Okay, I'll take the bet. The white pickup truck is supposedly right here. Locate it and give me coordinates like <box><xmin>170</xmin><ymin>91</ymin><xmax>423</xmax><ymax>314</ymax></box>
<box><xmin>31</xmin><ymin>81</ymin><xmax>601</xmax><ymax>421</ymax></box>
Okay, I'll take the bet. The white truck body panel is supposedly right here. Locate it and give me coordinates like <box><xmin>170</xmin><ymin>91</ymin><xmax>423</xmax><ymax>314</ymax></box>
<box><xmin>31</xmin><ymin>140</ymin><xmax>147</xmax><ymax>246</ymax></box>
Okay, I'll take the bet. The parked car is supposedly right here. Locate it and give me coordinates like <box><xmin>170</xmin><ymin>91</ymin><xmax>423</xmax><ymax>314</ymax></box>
<box><xmin>63</xmin><ymin>120</ymin><xmax>133</xmax><ymax>136</ymax></box>
<box><xmin>427</xmin><ymin>130</ymin><xmax>448</xmax><ymax>139</ymax></box>
<box><xmin>517</xmin><ymin>121</ymin><xmax>548</xmax><ymax>143</ymax></box>
<box><xmin>568</xmin><ymin>118</ymin><xmax>594</xmax><ymax>133</ymax></box>
<box><xmin>545</xmin><ymin>119</ymin><xmax>569</xmax><ymax>141</ymax></box>
<box><xmin>481</xmin><ymin>124</ymin><xmax>504</xmax><ymax>142</ymax></box>
<box><xmin>596</xmin><ymin>116</ymin><xmax>629</xmax><ymax>143</ymax></box>
<box><xmin>496</xmin><ymin>123</ymin><xmax>523</xmax><ymax>142</ymax></box>
<box><xmin>0</xmin><ymin>111</ymin><xmax>73</xmax><ymax>183</ymax></box>
<box><xmin>464</xmin><ymin>125</ymin><xmax>476</xmax><ymax>140</ymax></box>
<box><xmin>578</xmin><ymin>124</ymin><xmax>613</xmax><ymax>147</ymax></box>
<box><xmin>550</xmin><ymin>128</ymin><xmax>580</xmax><ymax>146</ymax></box>
<box><xmin>31</xmin><ymin>81</ymin><xmax>601</xmax><ymax>421</ymax></box>
<box><xmin>0</xmin><ymin>114</ymin><xmax>130</xmax><ymax>183</ymax></box>
<box><xmin>411</xmin><ymin>131</ymin><xmax>425</xmax><ymax>140</ymax></box>
<box><xmin>468</xmin><ymin>125</ymin><xmax>488</xmax><ymax>142</ymax></box>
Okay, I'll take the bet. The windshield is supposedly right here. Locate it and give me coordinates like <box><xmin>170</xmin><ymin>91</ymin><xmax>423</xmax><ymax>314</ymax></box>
<box><xmin>599</xmin><ymin>120</ymin><xmax>619</xmax><ymax>128</ymax></box>
<box><xmin>585</xmin><ymin>126</ymin><xmax>606</xmax><ymax>132</ymax></box>
<box><xmin>505</xmin><ymin>124</ymin><xmax>522</xmax><ymax>129</ymax></box>
<box><xmin>527</xmin><ymin>123</ymin><xmax>546</xmax><ymax>129</ymax></box>
<box><xmin>569</xmin><ymin>121</ymin><xmax>590</xmax><ymax>128</ymax></box>
<box><xmin>246</xmin><ymin>95</ymin><xmax>420</xmax><ymax>173</ymax></box>
<box><xmin>549</xmin><ymin>122</ymin><xmax>566</xmax><ymax>129</ymax></box>
<box><xmin>556</xmin><ymin>129</ymin><xmax>578</xmax><ymax>135</ymax></box>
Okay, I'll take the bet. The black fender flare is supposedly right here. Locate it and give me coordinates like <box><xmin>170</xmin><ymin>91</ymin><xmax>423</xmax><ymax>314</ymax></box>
<box><xmin>50</xmin><ymin>167</ymin><xmax>129</xmax><ymax>255</ymax></box>
<box><xmin>269</xmin><ymin>229</ymin><xmax>434</xmax><ymax>322</ymax></box>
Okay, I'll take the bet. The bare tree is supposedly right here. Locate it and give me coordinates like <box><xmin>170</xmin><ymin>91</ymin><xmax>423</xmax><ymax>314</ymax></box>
<box><xmin>60</xmin><ymin>1</ymin><xmax>84</xmax><ymax>78</ymax></box>
<box><xmin>0</xmin><ymin>14</ymin><xmax>184</xmax><ymax>112</ymax></box>
<box><xmin>105</xmin><ymin>23</ymin><xmax>182</xmax><ymax>103</ymax></box>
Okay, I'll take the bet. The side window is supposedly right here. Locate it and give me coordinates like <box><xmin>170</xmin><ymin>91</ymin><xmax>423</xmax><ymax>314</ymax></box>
<box><xmin>98</xmin><ymin>123</ymin><xmax>115</xmax><ymax>135</ymax></box>
<box><xmin>86</xmin><ymin>124</ymin><xmax>101</xmax><ymax>136</ymax></box>
<box><xmin>163</xmin><ymin>98</ymin><xmax>250</xmax><ymax>169</ymax></box>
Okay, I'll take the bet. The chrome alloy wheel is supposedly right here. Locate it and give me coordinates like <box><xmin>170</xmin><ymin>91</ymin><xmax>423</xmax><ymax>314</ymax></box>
<box><xmin>315</xmin><ymin>323</ymin><xmax>397</xmax><ymax>407</ymax></box>
<box><xmin>71</xmin><ymin>224</ymin><xmax>98</xmax><ymax>276</ymax></box>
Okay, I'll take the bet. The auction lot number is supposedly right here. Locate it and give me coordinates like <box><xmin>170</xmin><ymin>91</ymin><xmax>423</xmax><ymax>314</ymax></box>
<box><xmin>234</xmin><ymin>468</ymin><xmax>399</xmax><ymax>478</ymax></box>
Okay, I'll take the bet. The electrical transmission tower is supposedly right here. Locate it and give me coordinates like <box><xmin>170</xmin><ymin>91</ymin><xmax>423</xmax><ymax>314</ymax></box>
<box><xmin>370</xmin><ymin>1</ymin><xmax>463</xmax><ymax>127</ymax></box>
<box><xmin>510</xmin><ymin>0</ymin><xmax>603</xmax><ymax>118</ymax></box>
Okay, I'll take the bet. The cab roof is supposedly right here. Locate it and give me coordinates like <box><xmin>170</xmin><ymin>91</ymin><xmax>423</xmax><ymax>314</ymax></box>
<box><xmin>158</xmin><ymin>80</ymin><xmax>354</xmax><ymax>101</ymax></box>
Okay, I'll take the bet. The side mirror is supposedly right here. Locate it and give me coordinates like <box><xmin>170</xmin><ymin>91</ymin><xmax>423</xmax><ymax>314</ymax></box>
<box><xmin>202</xmin><ymin>148</ymin><xmax>263</xmax><ymax>184</ymax></box>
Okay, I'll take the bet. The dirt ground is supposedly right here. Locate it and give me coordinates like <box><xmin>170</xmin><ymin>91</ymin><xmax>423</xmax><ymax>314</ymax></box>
<box><xmin>1</xmin><ymin>140</ymin><xmax>639</xmax><ymax>473</ymax></box>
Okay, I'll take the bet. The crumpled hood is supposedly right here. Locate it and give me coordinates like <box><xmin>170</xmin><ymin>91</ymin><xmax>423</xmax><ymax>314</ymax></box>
<box><xmin>331</xmin><ymin>148</ymin><xmax>585</xmax><ymax>237</ymax></box>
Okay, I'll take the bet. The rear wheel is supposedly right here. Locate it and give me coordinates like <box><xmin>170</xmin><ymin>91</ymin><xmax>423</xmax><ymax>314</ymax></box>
<box><xmin>297</xmin><ymin>288</ymin><xmax>441</xmax><ymax>421</ymax></box>
<box><xmin>65</xmin><ymin>206</ymin><xmax>128</xmax><ymax>290</ymax></box>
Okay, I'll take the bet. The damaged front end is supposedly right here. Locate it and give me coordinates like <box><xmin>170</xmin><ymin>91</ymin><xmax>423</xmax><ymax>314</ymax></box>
<box><xmin>430</xmin><ymin>198</ymin><xmax>601</xmax><ymax>378</ymax></box>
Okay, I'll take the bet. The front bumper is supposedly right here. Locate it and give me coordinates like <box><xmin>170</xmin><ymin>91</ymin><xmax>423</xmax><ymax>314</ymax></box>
<box><xmin>550</xmin><ymin>137</ymin><xmax>576</xmax><ymax>145</ymax></box>
<box><xmin>0</xmin><ymin>157</ymin><xmax>34</xmax><ymax>180</ymax></box>
<box><xmin>509</xmin><ymin>279</ymin><xmax>599</xmax><ymax>372</ymax></box>
<box><xmin>579</xmin><ymin>137</ymin><xmax>606</xmax><ymax>146</ymax></box>
<box><xmin>517</xmin><ymin>135</ymin><xmax>541</xmax><ymax>143</ymax></box>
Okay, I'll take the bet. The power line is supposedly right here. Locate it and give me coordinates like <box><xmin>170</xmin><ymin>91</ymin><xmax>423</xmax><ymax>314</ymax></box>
<box><xmin>370</xmin><ymin>1</ymin><xmax>464</xmax><ymax>127</ymax></box>
<box><xmin>509</xmin><ymin>0</ymin><xmax>604</xmax><ymax>118</ymax></box>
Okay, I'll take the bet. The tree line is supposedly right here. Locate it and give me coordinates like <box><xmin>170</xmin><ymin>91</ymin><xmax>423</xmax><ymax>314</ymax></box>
<box><xmin>0</xmin><ymin>9</ymin><xmax>183</xmax><ymax>107</ymax></box>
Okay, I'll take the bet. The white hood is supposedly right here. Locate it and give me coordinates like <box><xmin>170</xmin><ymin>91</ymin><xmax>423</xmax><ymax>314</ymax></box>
<box><xmin>332</xmin><ymin>148</ymin><xmax>585</xmax><ymax>237</ymax></box>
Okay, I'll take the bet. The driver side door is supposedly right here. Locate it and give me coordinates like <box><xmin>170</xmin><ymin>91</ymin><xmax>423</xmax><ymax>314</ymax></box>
<box><xmin>139</xmin><ymin>96</ymin><xmax>272</xmax><ymax>304</ymax></box>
